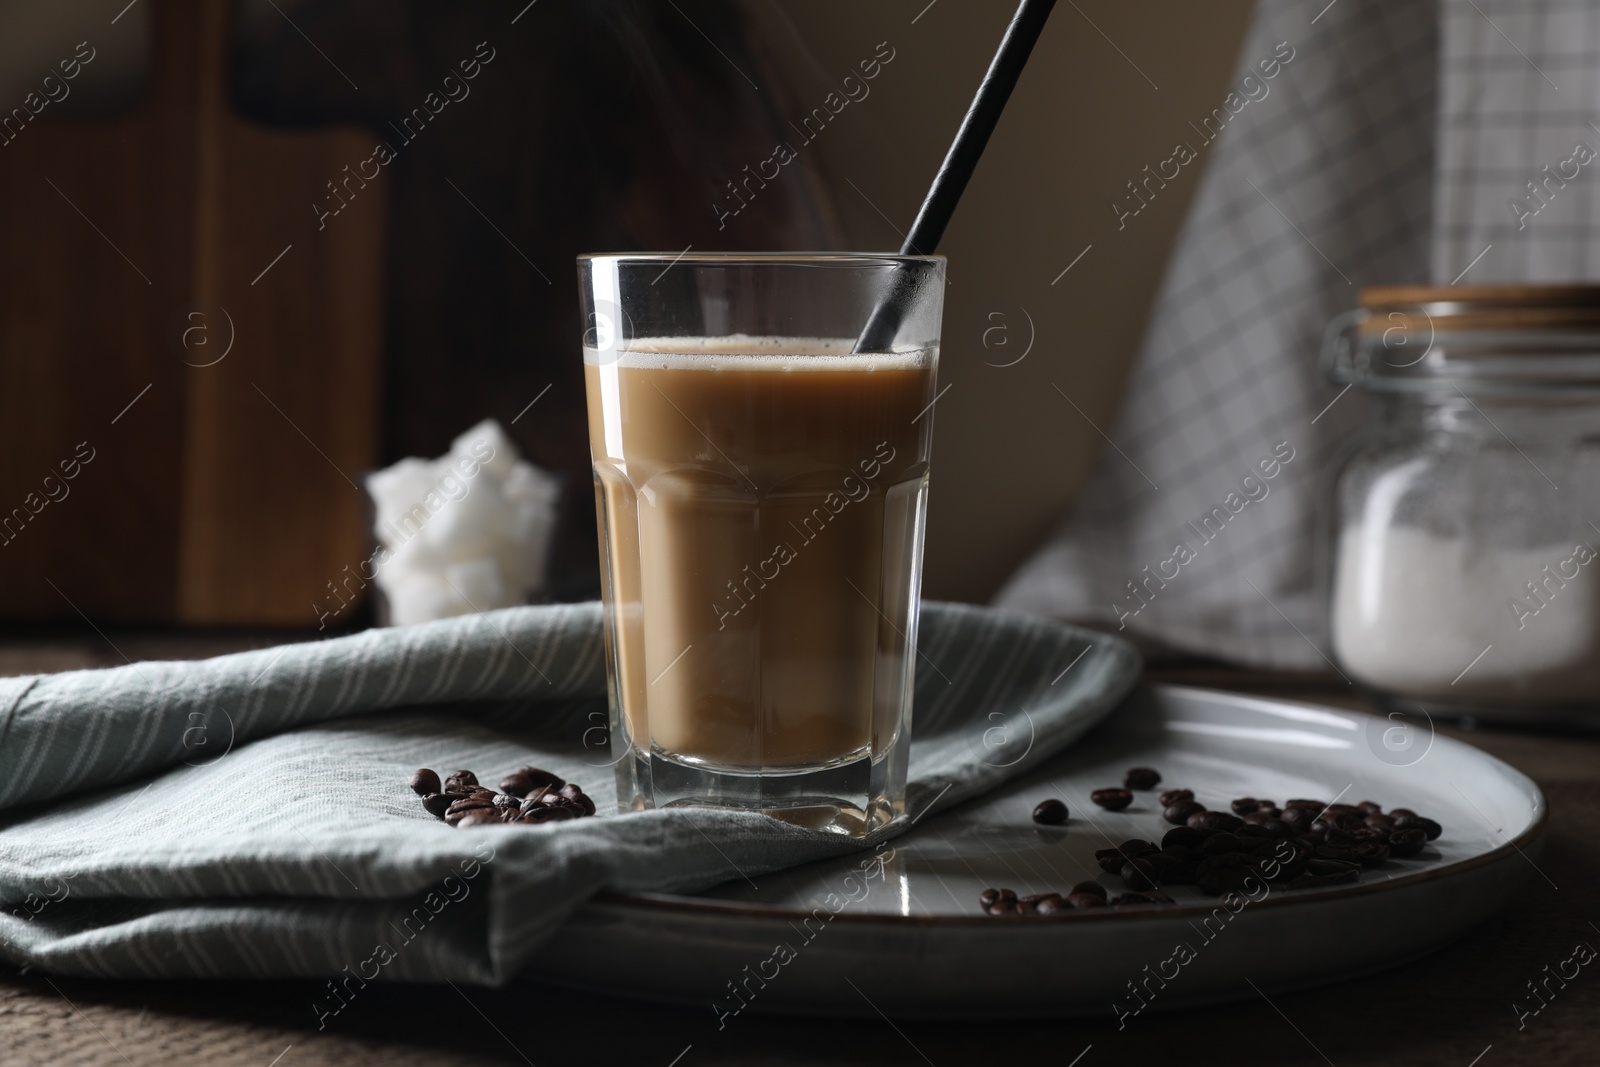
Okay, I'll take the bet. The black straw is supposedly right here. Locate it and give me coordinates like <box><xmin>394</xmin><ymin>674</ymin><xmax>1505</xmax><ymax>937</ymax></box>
<box><xmin>854</xmin><ymin>0</ymin><xmax>1057</xmax><ymax>353</ymax></box>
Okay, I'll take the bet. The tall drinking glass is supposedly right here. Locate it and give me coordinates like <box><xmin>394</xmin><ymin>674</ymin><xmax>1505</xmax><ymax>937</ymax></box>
<box><xmin>579</xmin><ymin>254</ymin><xmax>944</xmax><ymax>836</ymax></box>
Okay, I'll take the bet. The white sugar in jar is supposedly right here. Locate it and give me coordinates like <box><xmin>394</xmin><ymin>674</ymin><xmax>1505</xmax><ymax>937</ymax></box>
<box><xmin>1322</xmin><ymin>285</ymin><xmax>1600</xmax><ymax>720</ymax></box>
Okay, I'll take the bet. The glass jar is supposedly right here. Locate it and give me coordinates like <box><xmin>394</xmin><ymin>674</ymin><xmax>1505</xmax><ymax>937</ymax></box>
<box><xmin>1322</xmin><ymin>285</ymin><xmax>1600</xmax><ymax>721</ymax></box>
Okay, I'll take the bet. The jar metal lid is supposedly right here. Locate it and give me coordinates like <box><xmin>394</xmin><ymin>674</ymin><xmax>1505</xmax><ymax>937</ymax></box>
<box><xmin>1324</xmin><ymin>284</ymin><xmax>1600</xmax><ymax>394</ymax></box>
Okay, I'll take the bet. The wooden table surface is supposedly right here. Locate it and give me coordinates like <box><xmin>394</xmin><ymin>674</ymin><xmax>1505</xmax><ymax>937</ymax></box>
<box><xmin>2</xmin><ymin>635</ymin><xmax>1597</xmax><ymax>1067</ymax></box>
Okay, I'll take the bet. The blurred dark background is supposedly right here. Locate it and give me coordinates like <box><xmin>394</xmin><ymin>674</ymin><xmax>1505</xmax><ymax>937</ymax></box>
<box><xmin>0</xmin><ymin>0</ymin><xmax>1253</xmax><ymax>630</ymax></box>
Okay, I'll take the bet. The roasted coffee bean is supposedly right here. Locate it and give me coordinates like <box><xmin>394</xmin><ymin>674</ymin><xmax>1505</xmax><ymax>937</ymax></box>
<box><xmin>1388</xmin><ymin>828</ymin><xmax>1427</xmax><ymax>857</ymax></box>
<box><xmin>1161</xmin><ymin>826</ymin><xmax>1213</xmax><ymax>850</ymax></box>
<box><xmin>1358</xmin><ymin>800</ymin><xmax>1383</xmax><ymax>814</ymax></box>
<box><xmin>1415</xmin><ymin>816</ymin><xmax>1443</xmax><ymax>841</ymax></box>
<box><xmin>1201</xmin><ymin>832</ymin><xmax>1246</xmax><ymax>855</ymax></box>
<box><xmin>498</xmin><ymin>772</ymin><xmax>534</xmax><ymax>798</ymax></box>
<box><xmin>1112</xmin><ymin>891</ymin><xmax>1174</xmax><ymax>906</ymax></box>
<box><xmin>1195</xmin><ymin>852</ymin><xmax>1252</xmax><ymax>876</ymax></box>
<box><xmin>421</xmin><ymin>793</ymin><xmax>453</xmax><ymax>818</ymax></box>
<box><xmin>1095</xmin><ymin>848</ymin><xmax>1129</xmax><ymax>873</ymax></box>
<box><xmin>1231</xmin><ymin>797</ymin><xmax>1264</xmax><ymax>815</ymax></box>
<box><xmin>996</xmin><ymin>888</ymin><xmax>1017</xmax><ymax>903</ymax></box>
<box><xmin>1164</xmin><ymin>800</ymin><xmax>1207</xmax><ymax>825</ymax></box>
<box><xmin>1315</xmin><ymin>844</ymin><xmax>1357</xmax><ymax>862</ymax></box>
<box><xmin>492</xmin><ymin>792</ymin><xmax>521</xmax><ymax>810</ymax></box>
<box><xmin>499</xmin><ymin>766</ymin><xmax>565</xmax><ymax>798</ymax></box>
<box><xmin>1035</xmin><ymin>894</ymin><xmax>1067</xmax><ymax>915</ymax></box>
<box><xmin>1259</xmin><ymin>840</ymin><xmax>1308</xmax><ymax>871</ymax></box>
<box><xmin>1015</xmin><ymin>898</ymin><xmax>1039</xmax><ymax>915</ymax></box>
<box><xmin>1273</xmin><ymin>837</ymin><xmax>1313</xmax><ymax>861</ymax></box>
<box><xmin>1350</xmin><ymin>842</ymin><xmax>1390</xmax><ymax>866</ymax></box>
<box><xmin>444</xmin><ymin>801</ymin><xmax>496</xmax><ymax>826</ymax></box>
<box><xmin>1306</xmin><ymin>858</ymin><xmax>1361</xmax><ymax>876</ymax></box>
<box><xmin>1066</xmin><ymin>892</ymin><xmax>1107</xmax><ymax>909</ymax></box>
<box><xmin>1160</xmin><ymin>844</ymin><xmax>1198</xmax><ymax>861</ymax></box>
<box><xmin>1198</xmin><ymin>867</ymin><xmax>1253</xmax><ymax>895</ymax></box>
<box><xmin>1070</xmin><ymin>880</ymin><xmax>1108</xmax><ymax>899</ymax></box>
<box><xmin>1390</xmin><ymin>807</ymin><xmax>1417</xmax><ymax>818</ymax></box>
<box><xmin>1159</xmin><ymin>789</ymin><xmax>1195</xmax><ymax>807</ymax></box>
<box><xmin>1280</xmin><ymin>808</ymin><xmax>1313</xmax><ymax>832</ymax></box>
<box><xmin>1242</xmin><ymin>814</ymin><xmax>1293</xmax><ymax>838</ymax></box>
<box><xmin>542</xmin><ymin>795</ymin><xmax>588</xmax><ymax>818</ymax></box>
<box><xmin>456</xmin><ymin>810</ymin><xmax>505</xmax><ymax>828</ymax></box>
<box><xmin>1032</xmin><ymin>799</ymin><xmax>1069</xmax><ymax>826</ymax></box>
<box><xmin>1328</xmin><ymin>803</ymin><xmax>1363</xmax><ymax>816</ymax></box>
<box><xmin>1284</xmin><ymin>798</ymin><xmax>1327</xmax><ymax>811</ymax></box>
<box><xmin>519</xmin><ymin>788</ymin><xmax>557</xmax><ymax>811</ymax></box>
<box><xmin>1118</xmin><ymin>838</ymin><xmax>1158</xmax><ymax>856</ymax></box>
<box><xmin>1091</xmin><ymin>788</ymin><xmax>1134</xmax><ymax>811</ymax></box>
<box><xmin>1266</xmin><ymin>859</ymin><xmax>1308</xmax><ymax>883</ymax></box>
<box><xmin>1363</xmin><ymin>813</ymin><xmax>1396</xmax><ymax>831</ymax></box>
<box><xmin>1245</xmin><ymin>839</ymin><xmax>1284</xmax><ymax>864</ymax></box>
<box><xmin>1157</xmin><ymin>860</ymin><xmax>1199</xmax><ymax>886</ymax></box>
<box><xmin>1234</xmin><ymin>824</ymin><xmax>1274</xmax><ymax>840</ymax></box>
<box><xmin>1288</xmin><ymin>870</ymin><xmax>1359</xmax><ymax>889</ymax></box>
<box><xmin>979</xmin><ymin>888</ymin><xmax>1001</xmax><ymax>907</ymax></box>
<box><xmin>518</xmin><ymin>805</ymin><xmax>574</xmax><ymax>824</ymax></box>
<box><xmin>987</xmin><ymin>900</ymin><xmax>1018</xmax><ymax>916</ymax></box>
<box><xmin>1144</xmin><ymin>852</ymin><xmax>1180</xmax><ymax>874</ymax></box>
<box><xmin>1188</xmin><ymin>810</ymin><xmax>1243</xmax><ymax>833</ymax></box>
<box><xmin>1124</xmin><ymin>767</ymin><xmax>1162</xmax><ymax>790</ymax></box>
<box><xmin>541</xmin><ymin>784</ymin><xmax>596</xmax><ymax>816</ymax></box>
<box><xmin>1120</xmin><ymin>859</ymin><xmax>1159</xmax><ymax>890</ymax></box>
<box><xmin>444</xmin><ymin>770</ymin><xmax>479</xmax><ymax>791</ymax></box>
<box><xmin>411</xmin><ymin>769</ymin><xmax>441</xmax><ymax>797</ymax></box>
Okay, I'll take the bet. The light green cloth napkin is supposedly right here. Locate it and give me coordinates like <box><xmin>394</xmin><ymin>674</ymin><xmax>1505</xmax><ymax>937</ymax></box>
<box><xmin>0</xmin><ymin>601</ymin><xmax>1138</xmax><ymax>986</ymax></box>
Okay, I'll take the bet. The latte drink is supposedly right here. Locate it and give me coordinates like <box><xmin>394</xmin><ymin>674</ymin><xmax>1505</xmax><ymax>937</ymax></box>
<box><xmin>580</xmin><ymin>253</ymin><xmax>944</xmax><ymax>834</ymax></box>
<box><xmin>587</xmin><ymin>338</ymin><xmax>935</xmax><ymax>776</ymax></box>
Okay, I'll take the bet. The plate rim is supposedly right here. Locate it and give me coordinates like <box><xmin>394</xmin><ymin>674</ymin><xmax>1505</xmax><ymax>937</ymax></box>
<box><xmin>589</xmin><ymin>684</ymin><xmax>1549</xmax><ymax>926</ymax></box>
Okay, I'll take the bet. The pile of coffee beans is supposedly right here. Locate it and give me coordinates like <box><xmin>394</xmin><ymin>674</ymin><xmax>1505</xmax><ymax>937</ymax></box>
<box><xmin>984</xmin><ymin>768</ymin><xmax>1446</xmax><ymax>915</ymax></box>
<box><xmin>410</xmin><ymin>765</ymin><xmax>596</xmax><ymax>828</ymax></box>
<box><xmin>980</xmin><ymin>882</ymin><xmax>1176</xmax><ymax>915</ymax></box>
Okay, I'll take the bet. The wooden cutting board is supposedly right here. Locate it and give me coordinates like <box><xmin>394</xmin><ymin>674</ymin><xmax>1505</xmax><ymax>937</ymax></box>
<box><xmin>0</xmin><ymin>0</ymin><xmax>385</xmax><ymax>625</ymax></box>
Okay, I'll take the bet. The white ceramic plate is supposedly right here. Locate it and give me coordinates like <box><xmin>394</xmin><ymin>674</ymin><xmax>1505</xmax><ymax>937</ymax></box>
<box><xmin>533</xmin><ymin>685</ymin><xmax>1546</xmax><ymax>1018</ymax></box>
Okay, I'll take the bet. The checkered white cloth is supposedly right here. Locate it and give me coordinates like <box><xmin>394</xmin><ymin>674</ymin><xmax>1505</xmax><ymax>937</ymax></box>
<box><xmin>1434</xmin><ymin>0</ymin><xmax>1600</xmax><ymax>281</ymax></box>
<box><xmin>996</xmin><ymin>0</ymin><xmax>1597</xmax><ymax>667</ymax></box>
<box><xmin>996</xmin><ymin>0</ymin><xmax>1436</xmax><ymax>667</ymax></box>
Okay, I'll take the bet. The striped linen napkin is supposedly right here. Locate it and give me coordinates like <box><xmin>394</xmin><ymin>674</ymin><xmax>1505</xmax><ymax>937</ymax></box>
<box><xmin>0</xmin><ymin>601</ymin><xmax>1138</xmax><ymax>986</ymax></box>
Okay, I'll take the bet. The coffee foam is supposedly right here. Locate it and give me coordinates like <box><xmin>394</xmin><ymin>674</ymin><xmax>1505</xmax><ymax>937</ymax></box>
<box><xmin>584</xmin><ymin>334</ymin><xmax>934</xmax><ymax>372</ymax></box>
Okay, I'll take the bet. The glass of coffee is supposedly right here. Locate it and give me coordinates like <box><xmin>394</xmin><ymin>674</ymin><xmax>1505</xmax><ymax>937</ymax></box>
<box><xmin>579</xmin><ymin>253</ymin><xmax>944</xmax><ymax>836</ymax></box>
